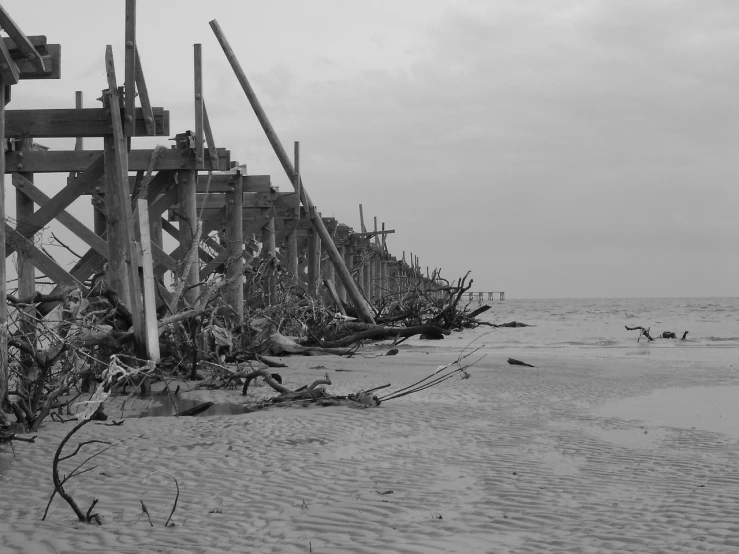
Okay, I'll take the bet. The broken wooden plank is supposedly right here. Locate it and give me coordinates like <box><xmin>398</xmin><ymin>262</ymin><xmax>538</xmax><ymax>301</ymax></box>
<box><xmin>6</xmin><ymin>147</ymin><xmax>229</xmax><ymax>173</ymax></box>
<box><xmin>202</xmin><ymin>101</ymin><xmax>221</xmax><ymax>170</ymax></box>
<box><xmin>0</xmin><ymin>38</ymin><xmax>20</xmax><ymax>85</ymax></box>
<box><xmin>5</xmin><ymin>107</ymin><xmax>169</xmax><ymax>138</ymax></box>
<box><xmin>15</xmin><ymin>44</ymin><xmax>59</xmax><ymax>80</ymax></box>
<box><xmin>134</xmin><ymin>46</ymin><xmax>155</xmax><ymax>135</ymax></box>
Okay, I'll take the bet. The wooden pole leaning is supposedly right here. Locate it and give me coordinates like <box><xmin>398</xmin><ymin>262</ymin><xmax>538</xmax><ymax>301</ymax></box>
<box><xmin>0</xmin><ymin>83</ymin><xmax>7</xmax><ymax>415</ymax></box>
<box><xmin>104</xmin><ymin>46</ymin><xmax>146</xmax><ymax>356</ymax></box>
<box><xmin>209</xmin><ymin>20</ymin><xmax>376</xmax><ymax>324</ymax></box>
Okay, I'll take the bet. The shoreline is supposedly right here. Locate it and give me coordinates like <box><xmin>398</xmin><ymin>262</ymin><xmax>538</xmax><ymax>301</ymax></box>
<box><xmin>2</xmin><ymin>342</ymin><xmax>739</xmax><ymax>553</ymax></box>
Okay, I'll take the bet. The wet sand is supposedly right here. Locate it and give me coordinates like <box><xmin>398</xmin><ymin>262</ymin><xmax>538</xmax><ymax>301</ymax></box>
<box><xmin>1</xmin><ymin>342</ymin><xmax>739</xmax><ymax>553</ymax></box>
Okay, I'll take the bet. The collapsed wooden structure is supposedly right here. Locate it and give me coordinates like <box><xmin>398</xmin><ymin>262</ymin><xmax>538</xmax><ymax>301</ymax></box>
<box><xmin>0</xmin><ymin>3</ymin><xmax>452</xmax><ymax>420</ymax></box>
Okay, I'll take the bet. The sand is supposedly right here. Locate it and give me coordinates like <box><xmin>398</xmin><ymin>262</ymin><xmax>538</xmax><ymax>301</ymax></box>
<box><xmin>2</xmin><ymin>341</ymin><xmax>739</xmax><ymax>553</ymax></box>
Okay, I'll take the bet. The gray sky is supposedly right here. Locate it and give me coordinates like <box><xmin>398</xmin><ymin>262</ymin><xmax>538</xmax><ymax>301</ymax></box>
<box><xmin>7</xmin><ymin>0</ymin><xmax>738</xmax><ymax>298</ymax></box>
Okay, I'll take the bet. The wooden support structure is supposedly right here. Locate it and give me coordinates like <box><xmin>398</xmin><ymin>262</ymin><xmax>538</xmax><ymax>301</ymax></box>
<box><xmin>210</xmin><ymin>20</ymin><xmax>376</xmax><ymax>324</ymax></box>
<box><xmin>225</xmin><ymin>169</ymin><xmax>244</xmax><ymax>323</ymax></box>
<box><xmin>104</xmin><ymin>46</ymin><xmax>147</xmax><ymax>356</ymax></box>
<box><xmin>176</xmin><ymin>132</ymin><xmax>200</xmax><ymax>306</ymax></box>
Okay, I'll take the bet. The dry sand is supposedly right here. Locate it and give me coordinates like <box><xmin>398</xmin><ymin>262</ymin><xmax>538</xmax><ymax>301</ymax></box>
<box><xmin>2</xmin><ymin>340</ymin><xmax>739</xmax><ymax>553</ymax></box>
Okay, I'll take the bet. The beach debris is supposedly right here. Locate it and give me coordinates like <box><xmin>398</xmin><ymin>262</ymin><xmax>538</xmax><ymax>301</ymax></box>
<box><xmin>491</xmin><ymin>321</ymin><xmax>535</xmax><ymax>328</ymax></box>
<box><xmin>43</xmin><ymin>414</ymin><xmax>112</xmax><ymax>525</ymax></box>
<box><xmin>176</xmin><ymin>401</ymin><xmax>214</xmax><ymax>417</ymax></box>
<box><xmin>379</xmin><ymin>335</ymin><xmax>487</xmax><ymax>402</ymax></box>
<box><xmin>626</xmin><ymin>325</ymin><xmax>689</xmax><ymax>342</ymax></box>
<box><xmin>625</xmin><ymin>325</ymin><xmax>655</xmax><ymax>342</ymax></box>
<box><xmin>385</xmin><ymin>348</ymin><xmax>399</xmax><ymax>356</ymax></box>
<box><xmin>143</xmin><ymin>470</ymin><xmax>180</xmax><ymax>527</ymax></box>
<box><xmin>507</xmin><ymin>358</ymin><xmax>535</xmax><ymax>368</ymax></box>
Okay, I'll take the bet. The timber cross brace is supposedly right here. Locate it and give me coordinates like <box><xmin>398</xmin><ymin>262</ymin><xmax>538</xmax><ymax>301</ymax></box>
<box><xmin>0</xmin><ymin>3</ymin><xmax>452</xmax><ymax>425</ymax></box>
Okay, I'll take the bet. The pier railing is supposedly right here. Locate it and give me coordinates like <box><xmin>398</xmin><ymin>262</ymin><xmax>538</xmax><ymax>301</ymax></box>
<box><xmin>466</xmin><ymin>292</ymin><xmax>505</xmax><ymax>303</ymax></box>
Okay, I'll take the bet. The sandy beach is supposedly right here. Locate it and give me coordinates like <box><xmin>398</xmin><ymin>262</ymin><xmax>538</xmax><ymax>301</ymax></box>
<box><xmin>2</xmin><ymin>337</ymin><xmax>739</xmax><ymax>553</ymax></box>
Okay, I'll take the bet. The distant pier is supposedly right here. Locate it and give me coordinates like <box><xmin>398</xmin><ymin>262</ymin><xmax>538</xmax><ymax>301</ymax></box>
<box><xmin>466</xmin><ymin>292</ymin><xmax>505</xmax><ymax>303</ymax></box>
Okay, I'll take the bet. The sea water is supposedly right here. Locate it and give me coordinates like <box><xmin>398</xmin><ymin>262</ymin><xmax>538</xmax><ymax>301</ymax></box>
<box><xmin>471</xmin><ymin>297</ymin><xmax>739</xmax><ymax>351</ymax></box>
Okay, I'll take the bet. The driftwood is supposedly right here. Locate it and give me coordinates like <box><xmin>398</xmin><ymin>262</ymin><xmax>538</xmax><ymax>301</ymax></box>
<box><xmin>320</xmin><ymin>324</ymin><xmax>450</xmax><ymax>348</ymax></box>
<box><xmin>508</xmin><ymin>358</ymin><xmax>535</xmax><ymax>368</ymax></box>
<box><xmin>491</xmin><ymin>321</ymin><xmax>533</xmax><ymax>328</ymax></box>
<box><xmin>625</xmin><ymin>325</ymin><xmax>654</xmax><ymax>342</ymax></box>
<box><xmin>176</xmin><ymin>402</ymin><xmax>214</xmax><ymax>417</ymax></box>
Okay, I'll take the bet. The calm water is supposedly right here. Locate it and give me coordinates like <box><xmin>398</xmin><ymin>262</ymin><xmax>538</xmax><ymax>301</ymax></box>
<box><xmin>424</xmin><ymin>298</ymin><xmax>739</xmax><ymax>363</ymax></box>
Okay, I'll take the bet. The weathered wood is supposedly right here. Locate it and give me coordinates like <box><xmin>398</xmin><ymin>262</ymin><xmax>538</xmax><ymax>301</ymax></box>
<box><xmin>225</xmin><ymin>171</ymin><xmax>243</xmax><ymax>323</ymax></box>
<box><xmin>176</xmin><ymin>135</ymin><xmax>200</xmax><ymax>306</ymax></box>
<box><xmin>194</xmin><ymin>173</ymin><xmax>270</xmax><ymax>193</ymax></box>
<box><xmin>5</xmin><ymin>156</ymin><xmax>104</xmax><ymax>256</ymax></box>
<box><xmin>133</xmin><ymin>46</ymin><xmax>155</xmax><ymax>135</ymax></box>
<box><xmin>124</xmin><ymin>0</ymin><xmax>136</xmax><ymax>137</ymax></box>
<box><xmin>136</xmin><ymin>199</ymin><xmax>160</xmax><ymax>362</ymax></box>
<box><xmin>16</xmin><ymin>138</ymin><xmax>36</xmax><ymax>338</ymax></box>
<box><xmin>5</xmin><ymin>224</ymin><xmax>87</xmax><ymax>290</ymax></box>
<box><xmin>324</xmin><ymin>279</ymin><xmax>346</xmax><ymax>316</ymax></box>
<box><xmin>202</xmin><ymin>101</ymin><xmax>220</xmax><ymax>170</ymax></box>
<box><xmin>286</xmin><ymin>228</ymin><xmax>298</xmax><ymax>279</ymax></box>
<box><xmin>0</xmin><ymin>6</ymin><xmax>45</xmax><ymax>72</ymax></box>
<box><xmin>262</xmin><ymin>215</ymin><xmax>277</xmax><ymax>304</ymax></box>
<box><xmin>13</xmin><ymin>45</ymin><xmax>59</xmax><ymax>80</ymax></box>
<box><xmin>209</xmin><ymin>20</ymin><xmax>375</xmax><ymax>324</ymax></box>
<box><xmin>104</xmin><ymin>46</ymin><xmax>146</xmax><ymax>354</ymax></box>
<box><xmin>0</xmin><ymin>83</ymin><xmax>7</xmax><ymax>415</ymax></box>
<box><xmin>194</xmin><ymin>44</ymin><xmax>204</xmax><ymax>168</ymax></box>
<box><xmin>5</xmin><ymin>108</ymin><xmax>169</xmax><ymax>138</ymax></box>
<box><xmin>294</xmin><ymin>141</ymin><xmax>300</xmax><ymax>217</ymax></box>
<box><xmin>307</xmin><ymin>227</ymin><xmax>320</xmax><ymax>297</ymax></box>
<box><xmin>0</xmin><ymin>38</ymin><xmax>20</xmax><ymax>85</ymax></box>
<box><xmin>6</xmin><ymin>147</ymin><xmax>230</xmax><ymax>173</ymax></box>
<box><xmin>11</xmin><ymin>173</ymin><xmax>109</xmax><ymax>260</ymax></box>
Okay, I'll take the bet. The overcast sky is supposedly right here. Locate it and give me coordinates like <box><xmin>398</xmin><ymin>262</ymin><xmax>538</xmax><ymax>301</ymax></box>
<box><xmin>6</xmin><ymin>0</ymin><xmax>738</xmax><ymax>298</ymax></box>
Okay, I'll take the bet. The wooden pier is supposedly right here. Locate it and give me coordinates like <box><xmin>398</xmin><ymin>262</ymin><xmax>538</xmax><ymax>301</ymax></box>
<box><xmin>0</xmin><ymin>2</ymin><xmax>463</xmax><ymax>417</ymax></box>
<box><xmin>466</xmin><ymin>292</ymin><xmax>506</xmax><ymax>303</ymax></box>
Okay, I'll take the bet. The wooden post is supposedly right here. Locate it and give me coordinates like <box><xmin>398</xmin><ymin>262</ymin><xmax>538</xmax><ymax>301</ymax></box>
<box><xmin>210</xmin><ymin>20</ymin><xmax>376</xmax><ymax>324</ymax></box>
<box><xmin>176</xmin><ymin>134</ymin><xmax>200</xmax><ymax>306</ymax></box>
<box><xmin>293</xmin><ymin>141</ymin><xmax>300</xmax><ymax>218</ymax></box>
<box><xmin>261</xmin><ymin>213</ymin><xmax>276</xmax><ymax>304</ymax></box>
<box><xmin>194</xmin><ymin>44</ymin><xmax>204</xmax><ymax>169</ymax></box>
<box><xmin>103</xmin><ymin>48</ymin><xmax>146</xmax><ymax>355</ymax></box>
<box><xmin>16</xmin><ymin>137</ymin><xmax>36</xmax><ymax>341</ymax></box>
<box><xmin>337</xmin><ymin>243</ymin><xmax>347</xmax><ymax>304</ymax></box>
<box><xmin>225</xmin><ymin>170</ymin><xmax>243</xmax><ymax>323</ymax></box>
<box><xmin>136</xmin><ymin>198</ymin><xmax>160</xmax><ymax>361</ymax></box>
<box><xmin>124</xmin><ymin>0</ymin><xmax>136</xmax><ymax>137</ymax></box>
<box><xmin>0</xmin><ymin>83</ymin><xmax>7</xmax><ymax>415</ymax></box>
<box><xmin>286</xmin><ymin>227</ymin><xmax>298</xmax><ymax>279</ymax></box>
<box><xmin>307</xmin><ymin>226</ymin><xmax>321</xmax><ymax>297</ymax></box>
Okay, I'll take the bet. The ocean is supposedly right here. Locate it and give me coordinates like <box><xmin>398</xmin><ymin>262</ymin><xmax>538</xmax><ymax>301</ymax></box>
<box><xmin>472</xmin><ymin>297</ymin><xmax>739</xmax><ymax>350</ymax></box>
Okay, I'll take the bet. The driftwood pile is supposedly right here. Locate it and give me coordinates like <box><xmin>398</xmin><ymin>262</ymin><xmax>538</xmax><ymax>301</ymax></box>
<box><xmin>0</xmin><ymin>251</ymin><xmax>486</xmax><ymax>431</ymax></box>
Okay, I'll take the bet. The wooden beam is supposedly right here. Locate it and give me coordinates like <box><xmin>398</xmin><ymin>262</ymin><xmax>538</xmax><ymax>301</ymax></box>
<box><xmin>13</xmin><ymin>44</ymin><xmax>60</xmax><ymax>80</ymax></box>
<box><xmin>5</xmin><ymin>107</ymin><xmax>169</xmax><ymax>138</ymax></box>
<box><xmin>176</xmin><ymin>138</ymin><xmax>200</xmax><ymax>305</ymax></box>
<box><xmin>134</xmin><ymin>46</ymin><xmax>155</xmax><ymax>135</ymax></box>
<box><xmin>0</xmin><ymin>38</ymin><xmax>19</xmax><ymax>85</ymax></box>
<box><xmin>195</xmin><ymin>173</ymin><xmax>270</xmax><ymax>193</ymax></box>
<box><xmin>3</xmin><ymin>35</ymin><xmax>46</xmax><ymax>54</ymax></box>
<box><xmin>0</xmin><ymin>83</ymin><xmax>6</xmax><ymax>411</ymax></box>
<box><xmin>210</xmin><ymin>20</ymin><xmax>375</xmax><ymax>323</ymax></box>
<box><xmin>104</xmin><ymin>45</ymin><xmax>146</xmax><ymax>354</ymax></box>
<box><xmin>225</xmin><ymin>171</ymin><xmax>243</xmax><ymax>322</ymax></box>
<box><xmin>136</xmin><ymin>199</ymin><xmax>161</xmax><ymax>361</ymax></box>
<box><xmin>294</xmin><ymin>141</ymin><xmax>300</xmax><ymax>217</ymax></box>
<box><xmin>16</xmin><ymin>138</ymin><xmax>36</xmax><ymax>347</ymax></box>
<box><xmin>5</xmin><ymin>224</ymin><xmax>87</xmax><ymax>290</ymax></box>
<box><xmin>124</xmin><ymin>0</ymin><xmax>136</xmax><ymax>137</ymax></box>
<box><xmin>0</xmin><ymin>6</ymin><xmax>45</xmax><ymax>72</ymax></box>
<box><xmin>202</xmin><ymin>101</ymin><xmax>220</xmax><ymax>170</ymax></box>
<box><xmin>11</xmin><ymin>173</ymin><xmax>109</xmax><ymax>260</ymax></box>
<box><xmin>6</xmin><ymin>147</ymin><xmax>230</xmax><ymax>173</ymax></box>
<box><xmin>5</xmin><ymin>156</ymin><xmax>104</xmax><ymax>255</ymax></box>
<box><xmin>194</xmin><ymin>44</ymin><xmax>204</xmax><ymax>168</ymax></box>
